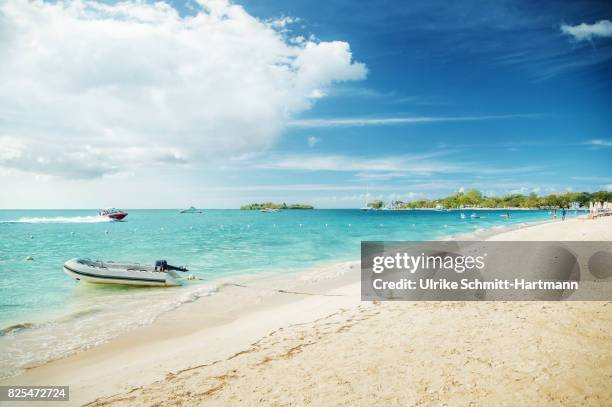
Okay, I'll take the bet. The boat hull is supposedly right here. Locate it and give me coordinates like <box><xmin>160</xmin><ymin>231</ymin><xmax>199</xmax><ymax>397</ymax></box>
<box><xmin>63</xmin><ymin>259</ymin><xmax>180</xmax><ymax>287</ymax></box>
<box><xmin>107</xmin><ymin>212</ymin><xmax>128</xmax><ymax>220</ymax></box>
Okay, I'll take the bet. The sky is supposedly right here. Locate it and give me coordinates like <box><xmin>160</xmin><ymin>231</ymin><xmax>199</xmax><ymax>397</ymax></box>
<box><xmin>0</xmin><ymin>0</ymin><xmax>611</xmax><ymax>209</ymax></box>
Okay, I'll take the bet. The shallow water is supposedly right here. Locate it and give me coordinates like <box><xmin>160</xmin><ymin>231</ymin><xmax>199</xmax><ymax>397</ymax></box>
<box><xmin>0</xmin><ymin>208</ymin><xmax>562</xmax><ymax>376</ymax></box>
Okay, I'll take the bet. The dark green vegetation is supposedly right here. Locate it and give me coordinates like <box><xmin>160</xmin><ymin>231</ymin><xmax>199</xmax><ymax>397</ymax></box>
<box><xmin>240</xmin><ymin>202</ymin><xmax>314</xmax><ymax>210</ymax></box>
<box><xmin>395</xmin><ymin>190</ymin><xmax>612</xmax><ymax>209</ymax></box>
<box><xmin>367</xmin><ymin>200</ymin><xmax>384</xmax><ymax>209</ymax></box>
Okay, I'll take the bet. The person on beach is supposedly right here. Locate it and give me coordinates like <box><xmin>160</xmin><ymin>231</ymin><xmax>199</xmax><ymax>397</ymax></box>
<box><xmin>553</xmin><ymin>209</ymin><xmax>557</xmax><ymax>220</ymax></box>
<box><xmin>562</xmin><ymin>207</ymin><xmax>566</xmax><ymax>220</ymax></box>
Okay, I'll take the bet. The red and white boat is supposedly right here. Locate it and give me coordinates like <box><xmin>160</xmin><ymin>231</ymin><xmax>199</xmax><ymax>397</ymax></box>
<box><xmin>98</xmin><ymin>208</ymin><xmax>128</xmax><ymax>221</ymax></box>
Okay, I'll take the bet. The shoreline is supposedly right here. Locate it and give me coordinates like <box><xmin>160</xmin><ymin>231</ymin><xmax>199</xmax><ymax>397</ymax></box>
<box><xmin>2</xmin><ymin>216</ymin><xmax>611</xmax><ymax>406</ymax></box>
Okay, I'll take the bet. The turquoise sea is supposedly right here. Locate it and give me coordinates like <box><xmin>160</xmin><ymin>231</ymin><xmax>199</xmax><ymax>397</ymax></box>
<box><xmin>0</xmin><ymin>208</ymin><xmax>564</xmax><ymax>376</ymax></box>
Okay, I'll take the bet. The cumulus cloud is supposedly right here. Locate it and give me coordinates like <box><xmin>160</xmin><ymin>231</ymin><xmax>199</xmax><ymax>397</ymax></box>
<box><xmin>0</xmin><ymin>0</ymin><xmax>366</xmax><ymax>178</ymax></box>
<box><xmin>561</xmin><ymin>20</ymin><xmax>612</xmax><ymax>42</ymax></box>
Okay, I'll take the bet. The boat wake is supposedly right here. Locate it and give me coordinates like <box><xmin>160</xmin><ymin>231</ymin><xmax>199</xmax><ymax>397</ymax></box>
<box><xmin>1</xmin><ymin>215</ymin><xmax>112</xmax><ymax>224</ymax></box>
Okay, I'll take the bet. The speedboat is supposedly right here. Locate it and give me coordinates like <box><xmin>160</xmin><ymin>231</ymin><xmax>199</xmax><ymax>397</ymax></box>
<box><xmin>470</xmin><ymin>213</ymin><xmax>480</xmax><ymax>219</ymax></box>
<box><xmin>180</xmin><ymin>206</ymin><xmax>203</xmax><ymax>213</ymax></box>
<box><xmin>99</xmin><ymin>208</ymin><xmax>128</xmax><ymax>221</ymax></box>
<box><xmin>63</xmin><ymin>258</ymin><xmax>188</xmax><ymax>286</ymax></box>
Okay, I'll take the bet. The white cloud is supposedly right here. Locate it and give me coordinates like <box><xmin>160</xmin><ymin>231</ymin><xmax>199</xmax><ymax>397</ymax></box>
<box><xmin>287</xmin><ymin>113</ymin><xmax>539</xmax><ymax>128</ymax></box>
<box><xmin>561</xmin><ymin>20</ymin><xmax>612</xmax><ymax>42</ymax></box>
<box><xmin>267</xmin><ymin>15</ymin><xmax>300</xmax><ymax>30</ymax></box>
<box><xmin>245</xmin><ymin>153</ymin><xmax>546</xmax><ymax>180</ymax></box>
<box><xmin>254</xmin><ymin>153</ymin><xmax>466</xmax><ymax>175</ymax></box>
<box><xmin>307</xmin><ymin>136</ymin><xmax>320</xmax><ymax>147</ymax></box>
<box><xmin>589</xmin><ymin>139</ymin><xmax>612</xmax><ymax>147</ymax></box>
<box><xmin>0</xmin><ymin>0</ymin><xmax>366</xmax><ymax>179</ymax></box>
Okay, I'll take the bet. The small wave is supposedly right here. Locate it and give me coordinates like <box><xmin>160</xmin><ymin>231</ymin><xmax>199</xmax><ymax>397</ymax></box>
<box><xmin>0</xmin><ymin>322</ymin><xmax>37</xmax><ymax>336</ymax></box>
<box><xmin>56</xmin><ymin>307</ymin><xmax>102</xmax><ymax>322</ymax></box>
<box><xmin>1</xmin><ymin>216</ymin><xmax>112</xmax><ymax>224</ymax></box>
<box><xmin>0</xmin><ymin>309</ymin><xmax>103</xmax><ymax>337</ymax></box>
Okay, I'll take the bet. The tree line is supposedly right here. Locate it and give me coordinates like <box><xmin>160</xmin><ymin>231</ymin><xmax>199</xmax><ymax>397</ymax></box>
<box><xmin>392</xmin><ymin>190</ymin><xmax>612</xmax><ymax>209</ymax></box>
<box><xmin>240</xmin><ymin>202</ymin><xmax>314</xmax><ymax>210</ymax></box>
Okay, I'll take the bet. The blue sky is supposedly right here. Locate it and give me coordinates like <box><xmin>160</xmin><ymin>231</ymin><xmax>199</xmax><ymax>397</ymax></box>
<box><xmin>0</xmin><ymin>0</ymin><xmax>611</xmax><ymax>208</ymax></box>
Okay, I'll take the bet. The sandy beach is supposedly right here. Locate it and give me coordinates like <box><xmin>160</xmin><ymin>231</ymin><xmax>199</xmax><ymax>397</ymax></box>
<box><xmin>3</xmin><ymin>216</ymin><xmax>611</xmax><ymax>406</ymax></box>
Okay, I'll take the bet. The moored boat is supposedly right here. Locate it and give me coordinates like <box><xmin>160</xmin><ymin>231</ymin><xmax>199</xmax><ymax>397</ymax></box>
<box><xmin>260</xmin><ymin>208</ymin><xmax>279</xmax><ymax>212</ymax></box>
<box><xmin>180</xmin><ymin>206</ymin><xmax>203</xmax><ymax>213</ymax></box>
<box><xmin>63</xmin><ymin>258</ymin><xmax>188</xmax><ymax>286</ymax></box>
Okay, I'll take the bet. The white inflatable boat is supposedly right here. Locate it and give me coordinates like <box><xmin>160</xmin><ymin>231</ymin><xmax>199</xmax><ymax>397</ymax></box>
<box><xmin>63</xmin><ymin>258</ymin><xmax>188</xmax><ymax>287</ymax></box>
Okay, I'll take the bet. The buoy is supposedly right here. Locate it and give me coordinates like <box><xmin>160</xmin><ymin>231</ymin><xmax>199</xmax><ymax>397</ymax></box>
<box><xmin>105</xmin><ymin>230</ymin><xmax>109</xmax><ymax>234</ymax></box>
<box><xmin>348</xmin><ymin>223</ymin><xmax>351</xmax><ymax>227</ymax></box>
<box><xmin>70</xmin><ymin>232</ymin><xmax>74</xmax><ymax>236</ymax></box>
<box><xmin>325</xmin><ymin>223</ymin><xmax>328</xmax><ymax>227</ymax></box>
<box><xmin>299</xmin><ymin>223</ymin><xmax>302</xmax><ymax>227</ymax></box>
<box><xmin>189</xmin><ymin>226</ymin><xmax>193</xmax><ymax>230</ymax></box>
<box><xmin>25</xmin><ymin>256</ymin><xmax>34</xmax><ymax>261</ymax></box>
<box><xmin>29</xmin><ymin>235</ymin><xmax>34</xmax><ymax>239</ymax></box>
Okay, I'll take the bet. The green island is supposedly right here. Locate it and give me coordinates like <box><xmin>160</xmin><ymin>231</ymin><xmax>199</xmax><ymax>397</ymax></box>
<box><xmin>240</xmin><ymin>202</ymin><xmax>314</xmax><ymax>210</ymax></box>
<box><xmin>392</xmin><ymin>190</ymin><xmax>612</xmax><ymax>209</ymax></box>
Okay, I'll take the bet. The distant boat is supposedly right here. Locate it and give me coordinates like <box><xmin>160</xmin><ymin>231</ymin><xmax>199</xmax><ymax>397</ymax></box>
<box><xmin>260</xmin><ymin>208</ymin><xmax>279</xmax><ymax>213</ymax></box>
<box><xmin>99</xmin><ymin>208</ymin><xmax>128</xmax><ymax>221</ymax></box>
<box><xmin>63</xmin><ymin>258</ymin><xmax>188</xmax><ymax>287</ymax></box>
<box><xmin>470</xmin><ymin>213</ymin><xmax>480</xmax><ymax>219</ymax></box>
<box><xmin>180</xmin><ymin>206</ymin><xmax>202</xmax><ymax>213</ymax></box>
<box><xmin>460</xmin><ymin>213</ymin><xmax>466</xmax><ymax>219</ymax></box>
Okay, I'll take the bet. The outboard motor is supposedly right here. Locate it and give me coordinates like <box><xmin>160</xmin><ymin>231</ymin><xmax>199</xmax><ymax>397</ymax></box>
<box><xmin>155</xmin><ymin>260</ymin><xmax>188</xmax><ymax>272</ymax></box>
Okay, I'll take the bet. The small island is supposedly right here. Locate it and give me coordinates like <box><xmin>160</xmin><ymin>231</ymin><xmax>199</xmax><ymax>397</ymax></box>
<box><xmin>240</xmin><ymin>202</ymin><xmax>314</xmax><ymax>210</ymax></box>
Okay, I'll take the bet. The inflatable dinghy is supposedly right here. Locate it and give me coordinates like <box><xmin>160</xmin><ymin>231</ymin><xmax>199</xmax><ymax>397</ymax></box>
<box><xmin>63</xmin><ymin>258</ymin><xmax>188</xmax><ymax>286</ymax></box>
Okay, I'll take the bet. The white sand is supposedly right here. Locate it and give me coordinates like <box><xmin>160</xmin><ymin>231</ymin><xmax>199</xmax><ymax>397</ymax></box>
<box><xmin>2</xmin><ymin>216</ymin><xmax>611</xmax><ymax>406</ymax></box>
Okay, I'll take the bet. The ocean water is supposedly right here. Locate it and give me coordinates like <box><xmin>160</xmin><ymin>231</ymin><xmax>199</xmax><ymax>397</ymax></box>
<box><xmin>0</xmin><ymin>208</ymin><xmax>562</xmax><ymax>376</ymax></box>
